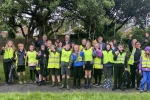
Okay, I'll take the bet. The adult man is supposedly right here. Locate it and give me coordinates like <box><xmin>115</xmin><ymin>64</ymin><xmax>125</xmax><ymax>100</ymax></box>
<box><xmin>35</xmin><ymin>35</ymin><xmax>47</xmax><ymax>49</ymax></box>
<box><xmin>62</xmin><ymin>35</ymin><xmax>71</xmax><ymax>46</ymax></box>
<box><xmin>97</xmin><ymin>36</ymin><xmax>106</xmax><ymax>50</ymax></box>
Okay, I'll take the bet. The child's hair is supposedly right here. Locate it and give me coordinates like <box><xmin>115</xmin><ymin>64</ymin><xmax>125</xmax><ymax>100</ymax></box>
<box><xmin>29</xmin><ymin>45</ymin><xmax>35</xmax><ymax>50</ymax></box>
<box><xmin>47</xmin><ymin>40</ymin><xmax>52</xmax><ymax>43</ymax></box>
<box><xmin>118</xmin><ymin>44</ymin><xmax>124</xmax><ymax>48</ymax></box>
<box><xmin>18</xmin><ymin>43</ymin><xmax>24</xmax><ymax>48</ymax></box>
<box><xmin>5</xmin><ymin>40</ymin><xmax>16</xmax><ymax>51</ymax></box>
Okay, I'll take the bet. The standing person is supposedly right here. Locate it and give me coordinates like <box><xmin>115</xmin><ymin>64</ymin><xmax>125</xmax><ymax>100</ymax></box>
<box><xmin>0</xmin><ymin>40</ymin><xmax>16</xmax><ymax>85</ymax></box>
<box><xmin>57</xmin><ymin>44</ymin><xmax>72</xmax><ymax>90</ymax></box>
<box><xmin>102</xmin><ymin>44</ymin><xmax>114</xmax><ymax>89</ymax></box>
<box><xmin>139</xmin><ymin>46</ymin><xmax>150</xmax><ymax>92</ymax></box>
<box><xmin>93</xmin><ymin>43</ymin><xmax>103</xmax><ymax>87</ymax></box>
<box><xmin>128</xmin><ymin>33</ymin><xmax>149</xmax><ymax>89</ymax></box>
<box><xmin>83</xmin><ymin>42</ymin><xmax>94</xmax><ymax>89</ymax></box>
<box><xmin>34</xmin><ymin>35</ymin><xmax>47</xmax><ymax>50</ymax></box>
<box><xmin>80</xmin><ymin>38</ymin><xmax>87</xmax><ymax>51</ymax></box>
<box><xmin>109</xmin><ymin>41</ymin><xmax>117</xmax><ymax>52</ymax></box>
<box><xmin>37</xmin><ymin>45</ymin><xmax>48</xmax><ymax>86</ymax></box>
<box><xmin>48</xmin><ymin>45</ymin><xmax>61</xmax><ymax>87</ymax></box>
<box><xmin>26</xmin><ymin>45</ymin><xmax>37</xmax><ymax>83</ymax></box>
<box><xmin>97</xmin><ymin>36</ymin><xmax>106</xmax><ymax>50</ymax></box>
<box><xmin>69</xmin><ymin>45</ymin><xmax>84</xmax><ymax>89</ymax></box>
<box><xmin>15</xmin><ymin>43</ymin><xmax>26</xmax><ymax>84</ymax></box>
<box><xmin>62</xmin><ymin>35</ymin><xmax>71</xmax><ymax>47</ymax></box>
<box><xmin>112</xmin><ymin>44</ymin><xmax>128</xmax><ymax>91</ymax></box>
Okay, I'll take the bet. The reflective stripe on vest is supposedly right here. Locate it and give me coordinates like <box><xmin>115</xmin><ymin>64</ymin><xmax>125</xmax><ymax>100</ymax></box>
<box><xmin>102</xmin><ymin>50</ymin><xmax>114</xmax><ymax>64</ymax></box>
<box><xmin>48</xmin><ymin>52</ymin><xmax>60</xmax><ymax>68</ymax></box>
<box><xmin>27</xmin><ymin>51</ymin><xmax>37</xmax><ymax>63</ymax></box>
<box><xmin>61</xmin><ymin>49</ymin><xmax>72</xmax><ymax>63</ymax></box>
<box><xmin>74</xmin><ymin>52</ymin><xmax>83</xmax><ymax>62</ymax></box>
<box><xmin>93</xmin><ymin>57</ymin><xmax>103</xmax><ymax>69</ymax></box>
<box><xmin>114</xmin><ymin>53</ymin><xmax>126</xmax><ymax>64</ymax></box>
<box><xmin>83</xmin><ymin>47</ymin><xmax>93</xmax><ymax>61</ymax></box>
<box><xmin>128</xmin><ymin>48</ymin><xmax>136</xmax><ymax>65</ymax></box>
<box><xmin>4</xmin><ymin>48</ymin><xmax>14</xmax><ymax>59</ymax></box>
<box><xmin>142</xmin><ymin>54</ymin><xmax>150</xmax><ymax>68</ymax></box>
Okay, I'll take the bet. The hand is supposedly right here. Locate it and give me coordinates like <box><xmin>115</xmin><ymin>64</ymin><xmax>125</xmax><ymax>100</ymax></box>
<box><xmin>115</xmin><ymin>51</ymin><xmax>119</xmax><ymax>55</ymax></box>
<box><xmin>83</xmin><ymin>65</ymin><xmax>85</xmax><ymax>69</ymax></box>
<box><xmin>14</xmin><ymin>57</ymin><xmax>17</xmax><ymax>60</ymax></box>
<box><xmin>129</xmin><ymin>34</ymin><xmax>133</xmax><ymax>39</ymax></box>
<box><xmin>139</xmin><ymin>70</ymin><xmax>142</xmax><ymax>74</ymax></box>
<box><xmin>101</xmin><ymin>65</ymin><xmax>103</xmax><ymax>69</ymax></box>
<box><xmin>125</xmin><ymin>68</ymin><xmax>127</xmax><ymax>71</ymax></box>
<box><xmin>2</xmin><ymin>47</ymin><xmax>4</xmax><ymax>50</ymax></box>
<box><xmin>146</xmin><ymin>32</ymin><xmax>149</xmax><ymax>37</ymax></box>
<box><xmin>68</xmin><ymin>66</ymin><xmax>70</xmax><ymax>69</ymax></box>
<box><xmin>38</xmin><ymin>52</ymin><xmax>41</xmax><ymax>56</ymax></box>
<box><xmin>35</xmin><ymin>37</ymin><xmax>38</xmax><ymax>41</ymax></box>
<box><xmin>44</xmin><ymin>54</ymin><xmax>46</xmax><ymax>57</ymax></box>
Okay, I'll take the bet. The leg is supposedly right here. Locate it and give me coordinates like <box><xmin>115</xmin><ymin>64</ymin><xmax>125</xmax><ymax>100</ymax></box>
<box><xmin>107</xmin><ymin>67</ymin><xmax>112</xmax><ymax>88</ymax></box>
<box><xmin>88</xmin><ymin>70</ymin><xmax>92</xmax><ymax>88</ymax></box>
<box><xmin>30</xmin><ymin>70</ymin><xmax>33</xmax><ymax>81</ymax></box>
<box><xmin>60</xmin><ymin>66</ymin><xmax>65</xmax><ymax>89</ymax></box>
<box><xmin>103</xmin><ymin>67</ymin><xmax>107</xmax><ymax>88</ymax></box>
<box><xmin>112</xmin><ymin>65</ymin><xmax>118</xmax><ymax>91</ymax></box>
<box><xmin>84</xmin><ymin>70</ymin><xmax>88</xmax><ymax>89</ymax></box>
<box><xmin>93</xmin><ymin>68</ymin><xmax>98</xmax><ymax>85</ymax></box>
<box><xmin>77</xmin><ymin>67</ymin><xmax>82</xmax><ymax>89</ymax></box>
<box><xmin>23</xmin><ymin>71</ymin><xmax>26</xmax><ymax>83</ymax></box>
<box><xmin>118</xmin><ymin>67</ymin><xmax>124</xmax><ymax>91</ymax></box>
<box><xmin>130</xmin><ymin>65</ymin><xmax>136</xmax><ymax>88</ymax></box>
<box><xmin>73</xmin><ymin>67</ymin><xmax>77</xmax><ymax>88</ymax></box>
<box><xmin>97</xmin><ymin>69</ymin><xmax>102</xmax><ymax>86</ymax></box>
<box><xmin>38</xmin><ymin>74</ymin><xmax>42</xmax><ymax>86</ymax></box>
<box><xmin>140</xmin><ymin>71</ymin><xmax>147</xmax><ymax>91</ymax></box>
<box><xmin>66</xmin><ymin>67</ymin><xmax>71</xmax><ymax>90</ymax></box>
<box><xmin>147</xmin><ymin>72</ymin><xmax>150</xmax><ymax>91</ymax></box>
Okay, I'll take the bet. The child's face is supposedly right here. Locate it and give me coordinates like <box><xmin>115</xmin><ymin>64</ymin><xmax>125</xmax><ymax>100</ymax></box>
<box><xmin>59</xmin><ymin>42</ymin><xmax>62</xmax><ymax>47</ymax></box>
<box><xmin>7</xmin><ymin>41</ymin><xmax>13</xmax><ymax>47</ymax></box>
<box><xmin>118</xmin><ymin>46</ymin><xmax>123</xmax><ymax>51</ymax></box>
<box><xmin>146</xmin><ymin>50</ymin><xmax>149</xmax><ymax>54</ymax></box>
<box><xmin>50</xmin><ymin>46</ymin><xmax>55</xmax><ymax>51</ymax></box>
<box><xmin>74</xmin><ymin>45</ymin><xmax>79</xmax><ymax>52</ymax></box>
<box><xmin>41</xmin><ymin>46</ymin><xmax>45</xmax><ymax>50</ymax></box>
<box><xmin>86</xmin><ymin>42</ymin><xmax>91</xmax><ymax>49</ymax></box>
<box><xmin>65</xmin><ymin>44</ymin><xmax>70</xmax><ymax>50</ymax></box>
<box><xmin>46</xmin><ymin>41</ymin><xmax>52</xmax><ymax>47</ymax></box>
<box><xmin>106</xmin><ymin>45</ymin><xmax>110</xmax><ymax>50</ymax></box>
<box><xmin>94</xmin><ymin>44</ymin><xmax>99</xmax><ymax>49</ymax></box>
<box><xmin>29</xmin><ymin>46</ymin><xmax>34</xmax><ymax>51</ymax></box>
<box><xmin>19</xmin><ymin>46</ymin><xmax>24</xmax><ymax>50</ymax></box>
<box><xmin>82</xmin><ymin>39</ymin><xmax>86</xmax><ymax>45</ymax></box>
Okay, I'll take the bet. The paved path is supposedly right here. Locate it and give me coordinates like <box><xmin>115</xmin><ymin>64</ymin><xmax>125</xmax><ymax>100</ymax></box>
<box><xmin>0</xmin><ymin>82</ymin><xmax>139</xmax><ymax>93</ymax></box>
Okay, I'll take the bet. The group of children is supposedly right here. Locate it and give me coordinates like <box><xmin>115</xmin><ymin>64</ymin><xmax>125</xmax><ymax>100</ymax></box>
<box><xmin>0</xmin><ymin>34</ymin><xmax>150</xmax><ymax>92</ymax></box>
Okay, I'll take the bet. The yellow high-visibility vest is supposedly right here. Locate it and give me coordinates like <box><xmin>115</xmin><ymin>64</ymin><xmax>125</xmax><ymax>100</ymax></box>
<box><xmin>93</xmin><ymin>56</ymin><xmax>103</xmax><ymax>69</ymax></box>
<box><xmin>83</xmin><ymin>47</ymin><xmax>93</xmax><ymax>61</ymax></box>
<box><xmin>102</xmin><ymin>50</ymin><xmax>114</xmax><ymax>64</ymax></box>
<box><xmin>61</xmin><ymin>49</ymin><xmax>72</xmax><ymax>62</ymax></box>
<box><xmin>114</xmin><ymin>52</ymin><xmax>126</xmax><ymax>64</ymax></box>
<box><xmin>4</xmin><ymin>48</ymin><xmax>14</xmax><ymax>59</ymax></box>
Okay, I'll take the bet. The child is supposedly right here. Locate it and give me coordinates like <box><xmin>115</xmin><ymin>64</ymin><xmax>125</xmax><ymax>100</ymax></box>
<box><xmin>93</xmin><ymin>43</ymin><xmax>103</xmax><ymax>87</ymax></box>
<box><xmin>15</xmin><ymin>43</ymin><xmax>26</xmax><ymax>84</ymax></box>
<box><xmin>69</xmin><ymin>45</ymin><xmax>84</xmax><ymax>89</ymax></box>
<box><xmin>0</xmin><ymin>40</ymin><xmax>16</xmax><ymax>85</ymax></box>
<box><xmin>102</xmin><ymin>44</ymin><xmax>114</xmax><ymax>88</ymax></box>
<box><xmin>48</xmin><ymin>45</ymin><xmax>61</xmax><ymax>87</ymax></box>
<box><xmin>37</xmin><ymin>45</ymin><xmax>48</xmax><ymax>86</ymax></box>
<box><xmin>83</xmin><ymin>42</ymin><xmax>94</xmax><ymax>89</ymax></box>
<box><xmin>139</xmin><ymin>46</ymin><xmax>150</xmax><ymax>92</ymax></box>
<box><xmin>26</xmin><ymin>45</ymin><xmax>37</xmax><ymax>83</ymax></box>
<box><xmin>80</xmin><ymin>38</ymin><xmax>87</xmax><ymax>51</ymax></box>
<box><xmin>112</xmin><ymin>44</ymin><xmax>127</xmax><ymax>91</ymax></box>
<box><xmin>57</xmin><ymin>44</ymin><xmax>72</xmax><ymax>90</ymax></box>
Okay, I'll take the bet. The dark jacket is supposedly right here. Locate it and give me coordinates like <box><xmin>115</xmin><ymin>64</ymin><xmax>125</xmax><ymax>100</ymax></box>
<box><xmin>16</xmin><ymin>50</ymin><xmax>26</xmax><ymax>66</ymax></box>
<box><xmin>36</xmin><ymin>50</ymin><xmax>48</xmax><ymax>65</ymax></box>
<box><xmin>62</xmin><ymin>40</ymin><xmax>71</xmax><ymax>47</ymax></box>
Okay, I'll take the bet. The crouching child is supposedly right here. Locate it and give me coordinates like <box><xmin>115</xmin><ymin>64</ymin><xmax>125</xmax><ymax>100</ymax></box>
<box><xmin>112</xmin><ymin>44</ymin><xmax>127</xmax><ymax>91</ymax></box>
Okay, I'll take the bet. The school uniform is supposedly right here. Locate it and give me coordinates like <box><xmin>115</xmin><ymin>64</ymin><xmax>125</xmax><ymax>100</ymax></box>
<box><xmin>0</xmin><ymin>48</ymin><xmax>15</xmax><ymax>84</ymax></box>
<box><xmin>102</xmin><ymin>49</ymin><xmax>114</xmax><ymax>88</ymax></box>
<box><xmin>112</xmin><ymin>50</ymin><xmax>127</xmax><ymax>91</ymax></box>
<box><xmin>93</xmin><ymin>49</ymin><xmax>103</xmax><ymax>87</ymax></box>
<box><xmin>69</xmin><ymin>51</ymin><xmax>84</xmax><ymax>89</ymax></box>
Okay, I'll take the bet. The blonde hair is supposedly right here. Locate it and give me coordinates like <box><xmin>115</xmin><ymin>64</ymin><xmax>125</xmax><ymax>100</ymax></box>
<box><xmin>18</xmin><ymin>43</ymin><xmax>24</xmax><ymax>48</ymax></box>
<box><xmin>5</xmin><ymin>40</ymin><xmax>16</xmax><ymax>51</ymax></box>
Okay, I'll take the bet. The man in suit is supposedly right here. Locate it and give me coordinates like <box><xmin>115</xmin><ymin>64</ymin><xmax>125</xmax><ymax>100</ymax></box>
<box><xmin>98</xmin><ymin>36</ymin><xmax>106</xmax><ymax>50</ymax></box>
<box><xmin>62</xmin><ymin>35</ymin><xmax>71</xmax><ymax>47</ymax></box>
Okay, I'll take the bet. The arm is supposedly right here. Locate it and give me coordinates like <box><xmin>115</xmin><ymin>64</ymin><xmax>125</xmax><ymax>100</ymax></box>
<box><xmin>141</xmin><ymin>37</ymin><xmax>148</xmax><ymax>47</ymax></box>
<box><xmin>0</xmin><ymin>49</ymin><xmax>5</xmax><ymax>55</ymax></box>
<box><xmin>128</xmin><ymin>39</ymin><xmax>133</xmax><ymax>52</ymax></box>
<box><xmin>55</xmin><ymin>46</ymin><xmax>62</xmax><ymax>54</ymax></box>
<box><xmin>138</xmin><ymin>58</ymin><xmax>142</xmax><ymax>70</ymax></box>
<box><xmin>69</xmin><ymin>54</ymin><xmax>74</xmax><ymax>67</ymax></box>
<box><xmin>113</xmin><ymin>51</ymin><xmax>118</xmax><ymax>61</ymax></box>
<box><xmin>124</xmin><ymin>55</ymin><xmax>128</xmax><ymax>68</ymax></box>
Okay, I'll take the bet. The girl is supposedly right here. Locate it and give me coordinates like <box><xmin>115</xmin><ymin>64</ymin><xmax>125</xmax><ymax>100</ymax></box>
<box><xmin>83</xmin><ymin>42</ymin><xmax>94</xmax><ymax>89</ymax></box>
<box><xmin>48</xmin><ymin>45</ymin><xmax>61</xmax><ymax>87</ymax></box>
<box><xmin>57</xmin><ymin>44</ymin><xmax>72</xmax><ymax>90</ymax></box>
<box><xmin>102</xmin><ymin>44</ymin><xmax>114</xmax><ymax>89</ymax></box>
<box><xmin>0</xmin><ymin>40</ymin><xmax>16</xmax><ymax>85</ymax></box>
<box><xmin>93</xmin><ymin>43</ymin><xmax>103</xmax><ymax>87</ymax></box>
<box><xmin>15</xmin><ymin>43</ymin><xmax>26</xmax><ymax>84</ymax></box>
<box><xmin>37</xmin><ymin>45</ymin><xmax>48</xmax><ymax>86</ymax></box>
<box><xmin>80</xmin><ymin>38</ymin><xmax>87</xmax><ymax>51</ymax></box>
<box><xmin>69</xmin><ymin>45</ymin><xmax>84</xmax><ymax>89</ymax></box>
<box><xmin>139</xmin><ymin>46</ymin><xmax>150</xmax><ymax>92</ymax></box>
<box><xmin>26</xmin><ymin>45</ymin><xmax>37</xmax><ymax>83</ymax></box>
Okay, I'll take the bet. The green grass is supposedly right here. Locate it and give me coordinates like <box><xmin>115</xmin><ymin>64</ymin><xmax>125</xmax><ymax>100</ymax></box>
<box><xmin>0</xmin><ymin>92</ymin><xmax>149</xmax><ymax>100</ymax></box>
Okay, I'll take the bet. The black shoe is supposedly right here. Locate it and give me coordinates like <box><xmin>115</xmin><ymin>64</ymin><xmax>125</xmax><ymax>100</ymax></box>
<box><xmin>136</xmin><ymin>87</ymin><xmax>140</xmax><ymax>90</ymax></box>
<box><xmin>84</xmin><ymin>84</ymin><xmax>88</xmax><ymax>89</ymax></box>
<box><xmin>130</xmin><ymin>85</ymin><xmax>135</xmax><ymax>88</ymax></box>
<box><xmin>38</xmin><ymin>81</ymin><xmax>42</xmax><ymax>86</ymax></box>
<box><xmin>77</xmin><ymin>85</ymin><xmax>81</xmax><ymax>89</ymax></box>
<box><xmin>119</xmin><ymin>86</ymin><xmax>124</xmax><ymax>91</ymax></box>
<box><xmin>112</xmin><ymin>87</ymin><xmax>117</xmax><ymax>91</ymax></box>
<box><xmin>42</xmin><ymin>81</ymin><xmax>46</xmax><ymax>85</ymax></box>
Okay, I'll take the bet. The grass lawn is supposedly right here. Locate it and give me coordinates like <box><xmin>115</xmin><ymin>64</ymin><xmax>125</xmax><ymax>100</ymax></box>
<box><xmin>0</xmin><ymin>92</ymin><xmax>149</xmax><ymax>100</ymax></box>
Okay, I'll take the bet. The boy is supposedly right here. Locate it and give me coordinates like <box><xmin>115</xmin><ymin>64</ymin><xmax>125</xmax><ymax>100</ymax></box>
<box><xmin>112</xmin><ymin>44</ymin><xmax>127</xmax><ymax>91</ymax></box>
<box><xmin>15</xmin><ymin>43</ymin><xmax>26</xmax><ymax>84</ymax></box>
